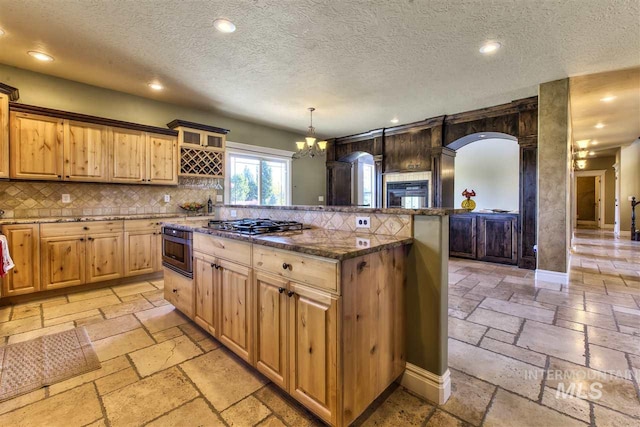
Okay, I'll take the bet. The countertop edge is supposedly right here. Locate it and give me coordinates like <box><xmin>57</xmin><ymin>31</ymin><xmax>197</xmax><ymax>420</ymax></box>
<box><xmin>220</xmin><ymin>204</ymin><xmax>466</xmax><ymax>216</ymax></box>
<box><xmin>0</xmin><ymin>213</ymin><xmax>217</xmax><ymax>226</ymax></box>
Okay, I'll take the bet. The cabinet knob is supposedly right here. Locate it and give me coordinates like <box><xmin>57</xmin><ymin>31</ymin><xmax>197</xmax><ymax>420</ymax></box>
<box><xmin>210</xmin><ymin>263</ymin><xmax>215</xmax><ymax>268</ymax></box>
<box><xmin>287</xmin><ymin>291</ymin><xmax>294</xmax><ymax>298</ymax></box>
<box><xmin>173</xmin><ymin>288</ymin><xmax>178</xmax><ymax>293</ymax></box>
<box><xmin>83</xmin><ymin>226</ymin><xmax>89</xmax><ymax>230</ymax></box>
<box><xmin>282</xmin><ymin>263</ymin><xmax>291</xmax><ymax>270</ymax></box>
<box><xmin>79</xmin><ymin>238</ymin><xmax>84</xmax><ymax>242</ymax></box>
<box><xmin>278</xmin><ymin>287</ymin><xmax>285</xmax><ymax>294</ymax></box>
<box><xmin>88</xmin><ymin>237</ymin><xmax>93</xmax><ymax>241</ymax></box>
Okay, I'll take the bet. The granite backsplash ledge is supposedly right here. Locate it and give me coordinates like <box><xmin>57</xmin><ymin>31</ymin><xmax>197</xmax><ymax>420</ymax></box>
<box><xmin>0</xmin><ymin>177</ymin><xmax>222</xmax><ymax>218</ymax></box>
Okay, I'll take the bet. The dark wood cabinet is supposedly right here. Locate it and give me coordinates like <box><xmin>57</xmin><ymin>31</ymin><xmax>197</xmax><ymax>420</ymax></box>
<box><xmin>383</xmin><ymin>128</ymin><xmax>431</xmax><ymax>173</ymax></box>
<box><xmin>450</xmin><ymin>213</ymin><xmax>518</xmax><ymax>265</ymax></box>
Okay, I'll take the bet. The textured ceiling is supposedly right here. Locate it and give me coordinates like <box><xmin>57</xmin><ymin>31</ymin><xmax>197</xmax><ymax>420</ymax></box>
<box><xmin>0</xmin><ymin>0</ymin><xmax>639</xmax><ymax>138</ymax></box>
<box><xmin>570</xmin><ymin>67</ymin><xmax>640</xmax><ymax>158</ymax></box>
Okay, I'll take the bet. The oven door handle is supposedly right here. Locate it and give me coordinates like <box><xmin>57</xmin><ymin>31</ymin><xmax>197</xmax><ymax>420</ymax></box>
<box><xmin>162</xmin><ymin>235</ymin><xmax>187</xmax><ymax>244</ymax></box>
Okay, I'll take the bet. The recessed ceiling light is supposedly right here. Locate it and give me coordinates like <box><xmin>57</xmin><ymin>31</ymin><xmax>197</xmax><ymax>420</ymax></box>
<box><xmin>595</xmin><ymin>123</ymin><xmax>605</xmax><ymax>129</ymax></box>
<box><xmin>0</xmin><ymin>28</ymin><xmax>5</xmax><ymax>36</ymax></box>
<box><xmin>28</xmin><ymin>51</ymin><xmax>54</xmax><ymax>62</ymax></box>
<box><xmin>479</xmin><ymin>41</ymin><xmax>501</xmax><ymax>54</ymax></box>
<box><xmin>148</xmin><ymin>82</ymin><xmax>163</xmax><ymax>91</ymax></box>
<box><xmin>591</xmin><ymin>140</ymin><xmax>598</xmax><ymax>145</ymax></box>
<box><xmin>390</xmin><ymin>118</ymin><xmax>399</xmax><ymax>124</ymax></box>
<box><xmin>589</xmin><ymin>151</ymin><xmax>596</xmax><ymax>156</ymax></box>
<box><xmin>600</xmin><ymin>96</ymin><xmax>616</xmax><ymax>102</ymax></box>
<box><xmin>213</xmin><ymin>18</ymin><xmax>236</xmax><ymax>33</ymax></box>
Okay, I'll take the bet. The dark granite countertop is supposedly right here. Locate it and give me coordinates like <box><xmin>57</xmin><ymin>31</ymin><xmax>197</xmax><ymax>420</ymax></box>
<box><xmin>221</xmin><ymin>204</ymin><xmax>467</xmax><ymax>216</ymax></box>
<box><xmin>0</xmin><ymin>213</ymin><xmax>216</xmax><ymax>226</ymax></box>
<box><xmin>161</xmin><ymin>221</ymin><xmax>412</xmax><ymax>260</ymax></box>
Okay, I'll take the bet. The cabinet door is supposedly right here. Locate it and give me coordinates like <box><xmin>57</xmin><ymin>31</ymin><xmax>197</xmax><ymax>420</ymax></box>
<box><xmin>163</xmin><ymin>267</ymin><xmax>194</xmax><ymax>318</ymax></box>
<box><xmin>65</xmin><ymin>121</ymin><xmax>110</xmax><ymax>181</ymax></box>
<box><xmin>1</xmin><ymin>224</ymin><xmax>40</xmax><ymax>296</ymax></box>
<box><xmin>288</xmin><ymin>283</ymin><xmax>337</xmax><ymax>425</ymax></box>
<box><xmin>148</xmin><ymin>133</ymin><xmax>178</xmax><ymax>185</ymax></box>
<box><xmin>111</xmin><ymin>128</ymin><xmax>146</xmax><ymax>183</ymax></box>
<box><xmin>255</xmin><ymin>272</ymin><xmax>288</xmax><ymax>389</ymax></box>
<box><xmin>86</xmin><ymin>232</ymin><xmax>123</xmax><ymax>283</ymax></box>
<box><xmin>10</xmin><ymin>112</ymin><xmax>64</xmax><ymax>180</ymax></box>
<box><xmin>218</xmin><ymin>259</ymin><xmax>252</xmax><ymax>363</ymax></box>
<box><xmin>449</xmin><ymin>215</ymin><xmax>477</xmax><ymax>259</ymax></box>
<box><xmin>0</xmin><ymin>94</ymin><xmax>8</xmax><ymax>178</ymax></box>
<box><xmin>194</xmin><ymin>255</ymin><xmax>219</xmax><ymax>337</ymax></box>
<box><xmin>124</xmin><ymin>230</ymin><xmax>157</xmax><ymax>277</ymax></box>
<box><xmin>41</xmin><ymin>236</ymin><xmax>86</xmax><ymax>289</ymax></box>
<box><xmin>477</xmin><ymin>215</ymin><xmax>518</xmax><ymax>265</ymax></box>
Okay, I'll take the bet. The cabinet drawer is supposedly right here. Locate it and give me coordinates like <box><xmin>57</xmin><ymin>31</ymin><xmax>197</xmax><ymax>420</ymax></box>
<box><xmin>124</xmin><ymin>218</ymin><xmax>180</xmax><ymax>231</ymax></box>
<box><xmin>41</xmin><ymin>220</ymin><xmax>124</xmax><ymax>237</ymax></box>
<box><xmin>163</xmin><ymin>267</ymin><xmax>194</xmax><ymax>318</ymax></box>
<box><xmin>252</xmin><ymin>246</ymin><xmax>338</xmax><ymax>293</ymax></box>
<box><xmin>193</xmin><ymin>233</ymin><xmax>251</xmax><ymax>266</ymax></box>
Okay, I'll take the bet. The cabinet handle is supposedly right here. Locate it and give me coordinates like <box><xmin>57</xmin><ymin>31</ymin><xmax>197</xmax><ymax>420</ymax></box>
<box><xmin>83</xmin><ymin>226</ymin><xmax>89</xmax><ymax>230</ymax></box>
<box><xmin>79</xmin><ymin>238</ymin><xmax>84</xmax><ymax>242</ymax></box>
<box><xmin>88</xmin><ymin>237</ymin><xmax>93</xmax><ymax>241</ymax></box>
<box><xmin>173</xmin><ymin>288</ymin><xmax>178</xmax><ymax>293</ymax></box>
<box><xmin>282</xmin><ymin>263</ymin><xmax>291</xmax><ymax>270</ymax></box>
<box><xmin>210</xmin><ymin>263</ymin><xmax>215</xmax><ymax>268</ymax></box>
<box><xmin>66</xmin><ymin>175</ymin><xmax>70</xmax><ymax>178</ymax></box>
<box><xmin>57</xmin><ymin>175</ymin><xmax>62</xmax><ymax>179</ymax></box>
<box><xmin>278</xmin><ymin>287</ymin><xmax>285</xmax><ymax>294</ymax></box>
<box><xmin>287</xmin><ymin>291</ymin><xmax>294</xmax><ymax>297</ymax></box>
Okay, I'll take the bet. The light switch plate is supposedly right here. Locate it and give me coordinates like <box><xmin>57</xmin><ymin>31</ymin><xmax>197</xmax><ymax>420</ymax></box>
<box><xmin>318</xmin><ymin>195</ymin><xmax>324</xmax><ymax>202</ymax></box>
<box><xmin>355</xmin><ymin>216</ymin><xmax>370</xmax><ymax>228</ymax></box>
<box><xmin>230</xmin><ymin>209</ymin><xmax>237</xmax><ymax>218</ymax></box>
<box><xmin>61</xmin><ymin>194</ymin><xmax>71</xmax><ymax>203</ymax></box>
<box><xmin>216</xmin><ymin>195</ymin><xmax>223</xmax><ymax>202</ymax></box>
<box><xmin>164</xmin><ymin>194</ymin><xmax>171</xmax><ymax>203</ymax></box>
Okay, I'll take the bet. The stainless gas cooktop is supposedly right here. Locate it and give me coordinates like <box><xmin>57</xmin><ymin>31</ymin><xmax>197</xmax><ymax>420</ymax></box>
<box><xmin>206</xmin><ymin>218</ymin><xmax>303</xmax><ymax>235</ymax></box>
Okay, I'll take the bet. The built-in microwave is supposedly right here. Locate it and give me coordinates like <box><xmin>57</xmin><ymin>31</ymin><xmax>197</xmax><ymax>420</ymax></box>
<box><xmin>387</xmin><ymin>180</ymin><xmax>429</xmax><ymax>209</ymax></box>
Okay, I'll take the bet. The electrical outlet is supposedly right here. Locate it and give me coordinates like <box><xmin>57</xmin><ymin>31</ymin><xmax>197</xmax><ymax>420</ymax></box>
<box><xmin>216</xmin><ymin>195</ymin><xmax>223</xmax><ymax>202</ymax></box>
<box><xmin>164</xmin><ymin>194</ymin><xmax>171</xmax><ymax>203</ymax></box>
<box><xmin>356</xmin><ymin>216</ymin><xmax>370</xmax><ymax>228</ymax></box>
<box><xmin>356</xmin><ymin>237</ymin><xmax>370</xmax><ymax>248</ymax></box>
<box><xmin>318</xmin><ymin>195</ymin><xmax>324</xmax><ymax>202</ymax></box>
<box><xmin>61</xmin><ymin>194</ymin><xmax>71</xmax><ymax>203</ymax></box>
<box><xmin>230</xmin><ymin>209</ymin><xmax>237</xmax><ymax>218</ymax></box>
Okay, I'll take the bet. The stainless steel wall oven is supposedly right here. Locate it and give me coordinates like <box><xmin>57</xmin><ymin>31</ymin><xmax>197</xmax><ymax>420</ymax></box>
<box><xmin>161</xmin><ymin>226</ymin><xmax>193</xmax><ymax>278</ymax></box>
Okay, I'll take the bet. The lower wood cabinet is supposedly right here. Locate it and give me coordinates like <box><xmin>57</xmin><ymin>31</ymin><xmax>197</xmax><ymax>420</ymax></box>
<box><xmin>41</xmin><ymin>235</ymin><xmax>87</xmax><ymax>289</ymax></box>
<box><xmin>0</xmin><ymin>224</ymin><xmax>40</xmax><ymax>296</ymax></box>
<box><xmin>188</xmin><ymin>233</ymin><xmax>407</xmax><ymax>427</ymax></box>
<box><xmin>450</xmin><ymin>213</ymin><xmax>518</xmax><ymax>265</ymax></box>
<box><xmin>86</xmin><ymin>232</ymin><xmax>123</xmax><ymax>283</ymax></box>
<box><xmin>163</xmin><ymin>266</ymin><xmax>194</xmax><ymax>318</ymax></box>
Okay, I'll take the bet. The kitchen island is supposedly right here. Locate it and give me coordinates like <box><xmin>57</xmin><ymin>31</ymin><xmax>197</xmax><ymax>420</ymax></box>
<box><xmin>161</xmin><ymin>220</ymin><xmax>411</xmax><ymax>426</ymax></box>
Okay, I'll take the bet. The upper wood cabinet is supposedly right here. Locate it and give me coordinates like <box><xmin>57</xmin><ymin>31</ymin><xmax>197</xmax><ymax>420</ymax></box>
<box><xmin>10</xmin><ymin>112</ymin><xmax>65</xmax><ymax>180</ymax></box>
<box><xmin>111</xmin><ymin>127</ymin><xmax>147</xmax><ymax>183</ymax></box>
<box><xmin>0</xmin><ymin>93</ymin><xmax>9</xmax><ymax>179</ymax></box>
<box><xmin>110</xmin><ymin>129</ymin><xmax>178</xmax><ymax>185</ymax></box>
<box><xmin>7</xmin><ymin>104</ymin><xmax>179</xmax><ymax>185</ymax></box>
<box><xmin>383</xmin><ymin>128</ymin><xmax>431</xmax><ymax>173</ymax></box>
<box><xmin>65</xmin><ymin>121</ymin><xmax>110</xmax><ymax>181</ymax></box>
<box><xmin>168</xmin><ymin>120</ymin><xmax>229</xmax><ymax>179</ymax></box>
<box><xmin>147</xmin><ymin>133</ymin><xmax>178</xmax><ymax>185</ymax></box>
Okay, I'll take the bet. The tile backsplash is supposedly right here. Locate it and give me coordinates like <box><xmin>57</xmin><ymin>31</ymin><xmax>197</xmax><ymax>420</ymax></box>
<box><xmin>0</xmin><ymin>177</ymin><xmax>222</xmax><ymax>218</ymax></box>
<box><xmin>217</xmin><ymin>207</ymin><xmax>413</xmax><ymax>237</ymax></box>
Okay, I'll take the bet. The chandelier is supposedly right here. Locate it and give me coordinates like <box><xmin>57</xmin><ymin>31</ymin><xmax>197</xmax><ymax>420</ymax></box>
<box><xmin>293</xmin><ymin>107</ymin><xmax>327</xmax><ymax>159</ymax></box>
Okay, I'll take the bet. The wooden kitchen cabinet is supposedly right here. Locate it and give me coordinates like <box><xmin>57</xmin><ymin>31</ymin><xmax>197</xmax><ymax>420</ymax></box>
<box><xmin>40</xmin><ymin>221</ymin><xmax>124</xmax><ymax>289</ymax></box>
<box><xmin>10</xmin><ymin>112</ymin><xmax>64</xmax><ymax>180</ymax></box>
<box><xmin>0</xmin><ymin>93</ymin><xmax>9</xmax><ymax>179</ymax></box>
<box><xmin>41</xmin><ymin>235</ymin><xmax>87</xmax><ymax>289</ymax></box>
<box><xmin>449</xmin><ymin>213</ymin><xmax>518</xmax><ymax>265</ymax></box>
<box><xmin>64</xmin><ymin>120</ymin><xmax>110</xmax><ymax>181</ymax></box>
<box><xmin>218</xmin><ymin>258</ymin><xmax>252</xmax><ymax>362</ymax></box>
<box><xmin>123</xmin><ymin>219</ymin><xmax>165</xmax><ymax>277</ymax></box>
<box><xmin>0</xmin><ymin>224</ymin><xmax>41</xmax><ymax>296</ymax></box>
<box><xmin>193</xmin><ymin>254</ymin><xmax>220</xmax><ymax>337</ymax></box>
<box><xmin>86</xmin><ymin>232</ymin><xmax>123</xmax><ymax>283</ymax></box>
<box><xmin>147</xmin><ymin>133</ymin><xmax>178</xmax><ymax>185</ymax></box>
<box><xmin>163</xmin><ymin>266</ymin><xmax>194</xmax><ymax>318</ymax></box>
<box><xmin>255</xmin><ymin>272</ymin><xmax>289</xmax><ymax>389</ymax></box>
<box><xmin>111</xmin><ymin>127</ymin><xmax>147</xmax><ymax>183</ymax></box>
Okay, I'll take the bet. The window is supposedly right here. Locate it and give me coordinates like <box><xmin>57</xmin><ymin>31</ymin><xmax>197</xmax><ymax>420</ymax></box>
<box><xmin>225</xmin><ymin>142</ymin><xmax>292</xmax><ymax>206</ymax></box>
<box><xmin>362</xmin><ymin>163</ymin><xmax>375</xmax><ymax>207</ymax></box>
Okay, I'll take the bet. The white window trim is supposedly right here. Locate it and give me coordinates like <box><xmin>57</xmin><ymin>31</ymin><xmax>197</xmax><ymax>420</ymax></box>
<box><xmin>225</xmin><ymin>141</ymin><xmax>293</xmax><ymax>206</ymax></box>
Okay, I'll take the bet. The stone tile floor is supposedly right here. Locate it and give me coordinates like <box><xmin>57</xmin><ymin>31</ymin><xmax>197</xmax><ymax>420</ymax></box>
<box><xmin>0</xmin><ymin>229</ymin><xmax>637</xmax><ymax>426</ymax></box>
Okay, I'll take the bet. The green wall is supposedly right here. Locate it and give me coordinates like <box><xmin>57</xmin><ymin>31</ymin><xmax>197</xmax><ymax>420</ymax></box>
<box><xmin>0</xmin><ymin>64</ymin><xmax>326</xmax><ymax>205</ymax></box>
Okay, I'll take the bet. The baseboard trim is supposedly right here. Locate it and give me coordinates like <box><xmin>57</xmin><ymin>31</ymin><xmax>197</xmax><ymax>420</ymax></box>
<box><xmin>603</xmin><ymin>224</ymin><xmax>614</xmax><ymax>230</ymax></box>
<box><xmin>399</xmin><ymin>364</ymin><xmax>451</xmax><ymax>405</ymax></box>
<box><xmin>535</xmin><ymin>269</ymin><xmax>568</xmax><ymax>285</ymax></box>
<box><xmin>619</xmin><ymin>231</ymin><xmax>631</xmax><ymax>237</ymax></box>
